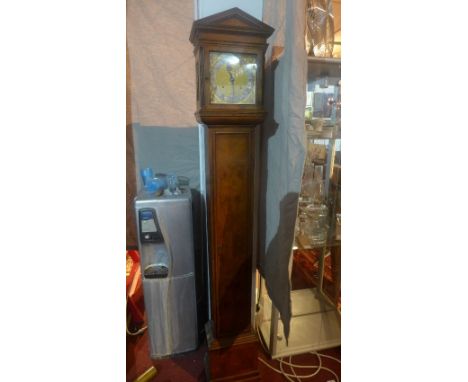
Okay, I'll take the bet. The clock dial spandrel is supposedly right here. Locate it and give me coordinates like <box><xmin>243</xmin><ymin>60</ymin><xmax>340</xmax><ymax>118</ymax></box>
<box><xmin>209</xmin><ymin>52</ymin><xmax>257</xmax><ymax>105</ymax></box>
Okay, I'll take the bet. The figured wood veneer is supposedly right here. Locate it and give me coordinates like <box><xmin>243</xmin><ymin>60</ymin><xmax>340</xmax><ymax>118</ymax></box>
<box><xmin>208</xmin><ymin>127</ymin><xmax>255</xmax><ymax>338</ymax></box>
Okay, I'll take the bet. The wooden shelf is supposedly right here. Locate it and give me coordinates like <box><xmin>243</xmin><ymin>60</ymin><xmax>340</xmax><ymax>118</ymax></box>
<box><xmin>294</xmin><ymin>234</ymin><xmax>341</xmax><ymax>250</ymax></box>
<box><xmin>307</xmin><ymin>56</ymin><xmax>341</xmax><ymax>65</ymax></box>
<box><xmin>306</xmin><ymin>130</ymin><xmax>341</xmax><ymax>140</ymax></box>
<box><xmin>307</xmin><ymin>56</ymin><xmax>341</xmax><ymax>80</ymax></box>
<box><xmin>258</xmin><ymin>288</ymin><xmax>340</xmax><ymax>358</ymax></box>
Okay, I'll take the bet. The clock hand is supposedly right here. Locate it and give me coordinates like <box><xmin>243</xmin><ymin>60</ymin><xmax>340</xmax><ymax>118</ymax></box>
<box><xmin>230</xmin><ymin>75</ymin><xmax>235</xmax><ymax>97</ymax></box>
<box><xmin>226</xmin><ymin>63</ymin><xmax>235</xmax><ymax>97</ymax></box>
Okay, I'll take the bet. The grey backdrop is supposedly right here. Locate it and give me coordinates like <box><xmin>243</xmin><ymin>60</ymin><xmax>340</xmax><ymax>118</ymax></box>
<box><xmin>132</xmin><ymin>125</ymin><xmax>200</xmax><ymax>191</ymax></box>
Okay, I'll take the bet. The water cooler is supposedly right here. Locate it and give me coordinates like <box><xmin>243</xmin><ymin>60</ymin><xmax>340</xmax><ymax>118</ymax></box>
<box><xmin>134</xmin><ymin>188</ymin><xmax>198</xmax><ymax>358</ymax></box>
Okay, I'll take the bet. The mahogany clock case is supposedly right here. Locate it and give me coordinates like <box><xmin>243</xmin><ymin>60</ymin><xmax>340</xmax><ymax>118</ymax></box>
<box><xmin>190</xmin><ymin>8</ymin><xmax>274</xmax><ymax>382</ymax></box>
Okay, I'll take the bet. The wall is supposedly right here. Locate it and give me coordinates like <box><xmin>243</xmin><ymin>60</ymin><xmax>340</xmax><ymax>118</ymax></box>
<box><xmin>132</xmin><ymin>125</ymin><xmax>200</xmax><ymax>190</ymax></box>
<box><xmin>196</xmin><ymin>0</ymin><xmax>263</xmax><ymax>19</ymax></box>
<box><xmin>127</xmin><ymin>0</ymin><xmax>198</xmax><ymax>194</ymax></box>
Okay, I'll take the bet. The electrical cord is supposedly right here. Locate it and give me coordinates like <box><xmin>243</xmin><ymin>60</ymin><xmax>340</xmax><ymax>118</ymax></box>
<box><xmin>258</xmin><ymin>356</ymin><xmax>340</xmax><ymax>382</ymax></box>
<box><xmin>289</xmin><ymin>356</ymin><xmax>299</xmax><ymax>381</ymax></box>
<box><xmin>256</xmin><ymin>320</ymin><xmax>340</xmax><ymax>381</ymax></box>
<box><xmin>283</xmin><ymin>358</ymin><xmax>339</xmax><ymax>382</ymax></box>
<box><xmin>279</xmin><ymin>355</ymin><xmax>295</xmax><ymax>382</ymax></box>
<box><xmin>282</xmin><ymin>353</ymin><xmax>322</xmax><ymax>377</ymax></box>
<box><xmin>279</xmin><ymin>353</ymin><xmax>321</xmax><ymax>369</ymax></box>
<box><xmin>314</xmin><ymin>353</ymin><xmax>341</xmax><ymax>364</ymax></box>
<box><xmin>126</xmin><ymin>297</ymin><xmax>148</xmax><ymax>336</ymax></box>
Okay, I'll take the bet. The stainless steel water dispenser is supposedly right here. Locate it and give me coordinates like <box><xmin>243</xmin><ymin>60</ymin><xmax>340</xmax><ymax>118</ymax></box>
<box><xmin>134</xmin><ymin>188</ymin><xmax>198</xmax><ymax>358</ymax></box>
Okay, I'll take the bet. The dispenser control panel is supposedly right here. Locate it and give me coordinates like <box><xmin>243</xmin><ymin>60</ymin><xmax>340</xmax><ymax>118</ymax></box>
<box><xmin>139</xmin><ymin>208</ymin><xmax>163</xmax><ymax>243</ymax></box>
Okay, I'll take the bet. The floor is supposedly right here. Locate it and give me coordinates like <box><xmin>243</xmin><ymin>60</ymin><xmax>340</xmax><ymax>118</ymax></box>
<box><xmin>258</xmin><ymin>288</ymin><xmax>341</xmax><ymax>358</ymax></box>
<box><xmin>127</xmin><ymin>249</ymin><xmax>341</xmax><ymax>381</ymax></box>
<box><xmin>127</xmin><ymin>330</ymin><xmax>206</xmax><ymax>382</ymax></box>
<box><xmin>127</xmin><ymin>329</ymin><xmax>340</xmax><ymax>381</ymax></box>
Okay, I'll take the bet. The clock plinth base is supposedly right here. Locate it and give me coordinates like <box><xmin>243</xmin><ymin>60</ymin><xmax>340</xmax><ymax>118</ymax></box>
<box><xmin>207</xmin><ymin>332</ymin><xmax>261</xmax><ymax>382</ymax></box>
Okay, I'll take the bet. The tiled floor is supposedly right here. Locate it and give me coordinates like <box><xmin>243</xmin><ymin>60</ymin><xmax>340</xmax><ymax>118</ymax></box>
<box><xmin>127</xmin><ymin>329</ymin><xmax>340</xmax><ymax>381</ymax></box>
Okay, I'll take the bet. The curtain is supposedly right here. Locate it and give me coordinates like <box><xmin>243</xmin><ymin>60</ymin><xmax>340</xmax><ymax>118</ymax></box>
<box><xmin>126</xmin><ymin>0</ymin><xmax>196</xmax><ymax>128</ymax></box>
<box><xmin>259</xmin><ymin>0</ymin><xmax>307</xmax><ymax>341</ymax></box>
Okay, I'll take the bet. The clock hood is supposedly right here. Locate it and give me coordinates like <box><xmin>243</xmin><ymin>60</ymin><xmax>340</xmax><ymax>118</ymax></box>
<box><xmin>190</xmin><ymin>7</ymin><xmax>274</xmax><ymax>45</ymax></box>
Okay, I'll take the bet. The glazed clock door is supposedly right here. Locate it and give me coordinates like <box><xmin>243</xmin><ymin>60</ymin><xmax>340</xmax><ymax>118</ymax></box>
<box><xmin>209</xmin><ymin>52</ymin><xmax>257</xmax><ymax>105</ymax></box>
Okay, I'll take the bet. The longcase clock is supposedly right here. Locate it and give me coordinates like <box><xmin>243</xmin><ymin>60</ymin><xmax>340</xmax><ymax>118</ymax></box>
<box><xmin>190</xmin><ymin>7</ymin><xmax>274</xmax><ymax>382</ymax></box>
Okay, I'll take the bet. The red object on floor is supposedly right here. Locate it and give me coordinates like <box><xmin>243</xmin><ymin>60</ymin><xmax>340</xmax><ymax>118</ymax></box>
<box><xmin>126</xmin><ymin>250</ymin><xmax>140</xmax><ymax>291</ymax></box>
<box><xmin>127</xmin><ymin>250</ymin><xmax>144</xmax><ymax>325</ymax></box>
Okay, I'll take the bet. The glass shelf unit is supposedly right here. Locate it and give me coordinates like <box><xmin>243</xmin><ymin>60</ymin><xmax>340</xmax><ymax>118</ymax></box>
<box><xmin>257</xmin><ymin>57</ymin><xmax>341</xmax><ymax>359</ymax></box>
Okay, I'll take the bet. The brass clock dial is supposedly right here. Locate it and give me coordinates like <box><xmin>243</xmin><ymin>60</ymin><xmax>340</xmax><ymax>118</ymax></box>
<box><xmin>209</xmin><ymin>52</ymin><xmax>257</xmax><ymax>105</ymax></box>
